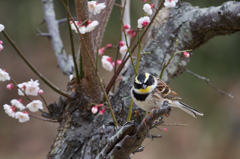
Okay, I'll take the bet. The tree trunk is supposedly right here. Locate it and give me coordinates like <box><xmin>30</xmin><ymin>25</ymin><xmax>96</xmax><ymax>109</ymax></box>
<box><xmin>47</xmin><ymin>1</ymin><xmax>240</xmax><ymax>158</ymax></box>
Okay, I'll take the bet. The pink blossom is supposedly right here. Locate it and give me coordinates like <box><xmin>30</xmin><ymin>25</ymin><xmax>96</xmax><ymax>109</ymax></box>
<box><xmin>91</xmin><ymin>106</ymin><xmax>98</xmax><ymax>114</ymax></box>
<box><xmin>106</xmin><ymin>44</ymin><xmax>112</xmax><ymax>48</ymax></box>
<box><xmin>99</xmin><ymin>108</ymin><xmax>106</xmax><ymax>115</ymax></box>
<box><xmin>98</xmin><ymin>47</ymin><xmax>105</xmax><ymax>55</ymax></box>
<box><xmin>137</xmin><ymin>16</ymin><xmax>150</xmax><ymax>29</ymax></box>
<box><xmin>11</xmin><ymin>99</ymin><xmax>25</xmax><ymax>110</ymax></box>
<box><xmin>124</xmin><ymin>24</ymin><xmax>131</xmax><ymax>30</ymax></box>
<box><xmin>127</xmin><ymin>29</ymin><xmax>136</xmax><ymax>38</ymax></box>
<box><xmin>119</xmin><ymin>41</ymin><xmax>125</xmax><ymax>47</ymax></box>
<box><xmin>3</xmin><ymin>104</ymin><xmax>16</xmax><ymax>118</ymax></box>
<box><xmin>25</xmin><ymin>79</ymin><xmax>40</xmax><ymax>96</ymax></box>
<box><xmin>183</xmin><ymin>51</ymin><xmax>190</xmax><ymax>58</ymax></box>
<box><xmin>6</xmin><ymin>83</ymin><xmax>14</xmax><ymax>90</ymax></box>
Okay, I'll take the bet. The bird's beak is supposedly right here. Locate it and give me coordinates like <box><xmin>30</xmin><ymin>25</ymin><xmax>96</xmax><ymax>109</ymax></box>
<box><xmin>142</xmin><ymin>84</ymin><xmax>147</xmax><ymax>89</ymax></box>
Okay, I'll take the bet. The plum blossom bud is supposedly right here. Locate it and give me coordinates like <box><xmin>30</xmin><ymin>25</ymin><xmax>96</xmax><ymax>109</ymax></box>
<box><xmin>163</xmin><ymin>128</ymin><xmax>168</xmax><ymax>132</ymax></box>
<box><xmin>15</xmin><ymin>111</ymin><xmax>30</xmax><ymax>123</ymax></box>
<box><xmin>137</xmin><ymin>16</ymin><xmax>150</xmax><ymax>29</ymax></box>
<box><xmin>164</xmin><ymin>0</ymin><xmax>178</xmax><ymax>8</ymax></box>
<box><xmin>117</xmin><ymin>60</ymin><xmax>122</xmax><ymax>65</ymax></box>
<box><xmin>0</xmin><ymin>41</ymin><xmax>3</xmax><ymax>51</ymax></box>
<box><xmin>6</xmin><ymin>83</ymin><xmax>14</xmax><ymax>90</ymax></box>
<box><xmin>106</xmin><ymin>44</ymin><xmax>112</xmax><ymax>48</ymax></box>
<box><xmin>119</xmin><ymin>41</ymin><xmax>125</xmax><ymax>47</ymax></box>
<box><xmin>143</xmin><ymin>4</ymin><xmax>153</xmax><ymax>15</ymax></box>
<box><xmin>0</xmin><ymin>24</ymin><xmax>5</xmax><ymax>32</ymax></box>
<box><xmin>101</xmin><ymin>55</ymin><xmax>113</xmax><ymax>71</ymax></box>
<box><xmin>99</xmin><ymin>108</ymin><xmax>106</xmax><ymax>115</ymax></box>
<box><xmin>91</xmin><ymin>106</ymin><xmax>98</xmax><ymax>114</ymax></box>
<box><xmin>124</xmin><ymin>24</ymin><xmax>131</xmax><ymax>30</ymax></box>
<box><xmin>98</xmin><ymin>47</ymin><xmax>105</xmax><ymax>55</ymax></box>
<box><xmin>0</xmin><ymin>68</ymin><xmax>10</xmax><ymax>81</ymax></box>
<box><xmin>38</xmin><ymin>89</ymin><xmax>44</xmax><ymax>95</ymax></box>
<box><xmin>183</xmin><ymin>51</ymin><xmax>190</xmax><ymax>58</ymax></box>
<box><xmin>127</xmin><ymin>29</ymin><xmax>136</xmax><ymax>38</ymax></box>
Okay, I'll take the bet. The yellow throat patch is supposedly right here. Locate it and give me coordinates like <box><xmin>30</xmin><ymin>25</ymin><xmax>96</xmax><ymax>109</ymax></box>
<box><xmin>138</xmin><ymin>85</ymin><xmax>153</xmax><ymax>93</ymax></box>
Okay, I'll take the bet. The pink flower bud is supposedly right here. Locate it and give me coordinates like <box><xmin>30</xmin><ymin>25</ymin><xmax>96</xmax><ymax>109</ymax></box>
<box><xmin>127</xmin><ymin>29</ymin><xmax>136</xmax><ymax>38</ymax></box>
<box><xmin>38</xmin><ymin>89</ymin><xmax>44</xmax><ymax>95</ymax></box>
<box><xmin>151</xmin><ymin>3</ymin><xmax>155</xmax><ymax>9</ymax></box>
<box><xmin>0</xmin><ymin>40</ymin><xmax>3</xmax><ymax>44</ymax></box>
<box><xmin>119</xmin><ymin>41</ymin><xmax>125</xmax><ymax>47</ymax></box>
<box><xmin>106</xmin><ymin>44</ymin><xmax>112</xmax><ymax>48</ymax></box>
<box><xmin>98</xmin><ymin>47</ymin><xmax>105</xmax><ymax>55</ymax></box>
<box><xmin>124</xmin><ymin>24</ymin><xmax>131</xmax><ymax>30</ymax></box>
<box><xmin>163</xmin><ymin>128</ymin><xmax>167</xmax><ymax>132</ymax></box>
<box><xmin>91</xmin><ymin>106</ymin><xmax>98</xmax><ymax>114</ymax></box>
<box><xmin>117</xmin><ymin>60</ymin><xmax>122</xmax><ymax>65</ymax></box>
<box><xmin>183</xmin><ymin>51</ymin><xmax>190</xmax><ymax>58</ymax></box>
<box><xmin>112</xmin><ymin>62</ymin><xmax>115</xmax><ymax>66</ymax></box>
<box><xmin>18</xmin><ymin>98</ymin><xmax>23</xmax><ymax>103</ymax></box>
<box><xmin>6</xmin><ymin>83</ymin><xmax>14</xmax><ymax>90</ymax></box>
<box><xmin>99</xmin><ymin>108</ymin><xmax>106</xmax><ymax>115</ymax></box>
<box><xmin>98</xmin><ymin>104</ymin><xmax>104</xmax><ymax>107</ymax></box>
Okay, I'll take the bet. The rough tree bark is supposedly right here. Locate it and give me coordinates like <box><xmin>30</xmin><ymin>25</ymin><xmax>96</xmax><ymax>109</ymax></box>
<box><xmin>47</xmin><ymin>1</ymin><xmax>240</xmax><ymax>159</ymax></box>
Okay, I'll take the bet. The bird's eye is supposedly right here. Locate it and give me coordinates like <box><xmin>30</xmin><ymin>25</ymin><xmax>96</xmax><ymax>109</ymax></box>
<box><xmin>134</xmin><ymin>82</ymin><xmax>142</xmax><ymax>89</ymax></box>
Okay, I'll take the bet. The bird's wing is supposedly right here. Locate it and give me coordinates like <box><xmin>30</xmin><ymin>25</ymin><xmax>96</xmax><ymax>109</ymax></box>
<box><xmin>156</xmin><ymin>78</ymin><xmax>182</xmax><ymax>100</ymax></box>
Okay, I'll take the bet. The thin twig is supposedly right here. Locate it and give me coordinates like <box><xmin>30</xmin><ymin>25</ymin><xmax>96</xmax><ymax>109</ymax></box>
<box><xmin>147</xmin><ymin>134</ymin><xmax>162</xmax><ymax>140</ymax></box>
<box><xmin>185</xmin><ymin>69</ymin><xmax>234</xmax><ymax>98</ymax></box>
<box><xmin>65</xmin><ymin>0</ymin><xmax>80</xmax><ymax>83</ymax></box>
<box><xmin>2</xmin><ymin>31</ymin><xmax>70</xmax><ymax>98</ymax></box>
<box><xmin>29</xmin><ymin>114</ymin><xmax>58</xmax><ymax>123</ymax></box>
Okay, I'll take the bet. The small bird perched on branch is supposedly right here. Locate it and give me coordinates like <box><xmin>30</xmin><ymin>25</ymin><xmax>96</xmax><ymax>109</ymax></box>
<box><xmin>131</xmin><ymin>73</ymin><xmax>203</xmax><ymax>117</ymax></box>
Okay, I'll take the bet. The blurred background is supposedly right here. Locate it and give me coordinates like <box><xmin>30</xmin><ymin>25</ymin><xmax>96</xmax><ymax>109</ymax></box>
<box><xmin>0</xmin><ymin>0</ymin><xmax>240</xmax><ymax>159</ymax></box>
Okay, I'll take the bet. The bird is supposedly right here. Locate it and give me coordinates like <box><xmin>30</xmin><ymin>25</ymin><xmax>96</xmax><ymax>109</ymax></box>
<box><xmin>131</xmin><ymin>73</ymin><xmax>203</xmax><ymax>118</ymax></box>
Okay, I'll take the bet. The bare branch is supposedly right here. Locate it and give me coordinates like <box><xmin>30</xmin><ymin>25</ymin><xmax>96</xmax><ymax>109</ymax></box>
<box><xmin>185</xmin><ymin>69</ymin><xmax>234</xmax><ymax>98</ymax></box>
<box><xmin>41</xmin><ymin>0</ymin><xmax>74</xmax><ymax>75</ymax></box>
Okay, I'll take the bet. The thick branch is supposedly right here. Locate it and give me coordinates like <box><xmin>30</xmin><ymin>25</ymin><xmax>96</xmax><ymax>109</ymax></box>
<box><xmin>41</xmin><ymin>0</ymin><xmax>73</xmax><ymax>75</ymax></box>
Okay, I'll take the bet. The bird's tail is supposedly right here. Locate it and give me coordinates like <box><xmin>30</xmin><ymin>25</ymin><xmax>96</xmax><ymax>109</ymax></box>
<box><xmin>171</xmin><ymin>101</ymin><xmax>204</xmax><ymax>118</ymax></box>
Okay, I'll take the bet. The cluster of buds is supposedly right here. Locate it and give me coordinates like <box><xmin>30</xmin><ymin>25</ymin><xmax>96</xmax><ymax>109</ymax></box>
<box><xmin>91</xmin><ymin>104</ymin><xmax>106</xmax><ymax>115</ymax></box>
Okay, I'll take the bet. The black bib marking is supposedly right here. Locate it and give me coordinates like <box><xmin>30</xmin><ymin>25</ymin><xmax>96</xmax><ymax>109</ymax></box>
<box><xmin>132</xmin><ymin>90</ymin><xmax>149</xmax><ymax>101</ymax></box>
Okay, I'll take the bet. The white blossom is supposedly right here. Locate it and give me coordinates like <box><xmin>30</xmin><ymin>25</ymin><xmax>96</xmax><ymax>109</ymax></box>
<box><xmin>119</xmin><ymin>45</ymin><xmax>128</xmax><ymax>55</ymax></box>
<box><xmin>11</xmin><ymin>99</ymin><xmax>25</xmax><ymax>110</ymax></box>
<box><xmin>17</xmin><ymin>82</ymin><xmax>26</xmax><ymax>96</ymax></box>
<box><xmin>25</xmin><ymin>79</ymin><xmax>40</xmax><ymax>96</ymax></box>
<box><xmin>143</xmin><ymin>4</ymin><xmax>152</xmax><ymax>15</ymax></box>
<box><xmin>164</xmin><ymin>0</ymin><xmax>178</xmax><ymax>8</ymax></box>
<box><xmin>88</xmin><ymin>1</ymin><xmax>106</xmax><ymax>15</ymax></box>
<box><xmin>0</xmin><ymin>24</ymin><xmax>4</xmax><ymax>32</ymax></box>
<box><xmin>101</xmin><ymin>55</ymin><xmax>113</xmax><ymax>72</ymax></box>
<box><xmin>70</xmin><ymin>21</ymin><xmax>79</xmax><ymax>33</ymax></box>
<box><xmin>79</xmin><ymin>25</ymin><xmax>86</xmax><ymax>34</ymax></box>
<box><xmin>26</xmin><ymin>100</ymin><xmax>43</xmax><ymax>112</ymax></box>
<box><xmin>15</xmin><ymin>111</ymin><xmax>30</xmax><ymax>123</ymax></box>
<box><xmin>137</xmin><ymin>16</ymin><xmax>150</xmax><ymax>29</ymax></box>
<box><xmin>85</xmin><ymin>21</ymin><xmax>99</xmax><ymax>33</ymax></box>
<box><xmin>0</xmin><ymin>68</ymin><xmax>10</xmax><ymax>81</ymax></box>
<box><xmin>3</xmin><ymin>104</ymin><xmax>15</xmax><ymax>118</ymax></box>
